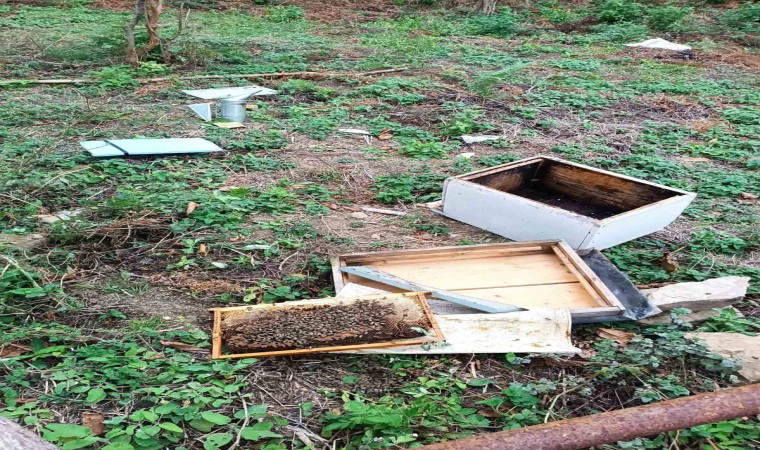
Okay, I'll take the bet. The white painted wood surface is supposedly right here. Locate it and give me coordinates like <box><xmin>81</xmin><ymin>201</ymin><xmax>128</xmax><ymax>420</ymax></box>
<box><xmin>348</xmin><ymin>309</ymin><xmax>578</xmax><ymax>355</ymax></box>
<box><xmin>442</xmin><ymin>179</ymin><xmax>598</xmax><ymax>249</ymax></box>
<box><xmin>589</xmin><ymin>194</ymin><xmax>696</xmax><ymax>249</ymax></box>
<box><xmin>440</xmin><ymin>157</ymin><xmax>696</xmax><ymax>250</ymax></box>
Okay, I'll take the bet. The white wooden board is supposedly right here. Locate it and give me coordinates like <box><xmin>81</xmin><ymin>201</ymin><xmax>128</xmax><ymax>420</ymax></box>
<box><xmin>182</xmin><ymin>85</ymin><xmax>277</xmax><ymax>99</ymax></box>
<box><xmin>442</xmin><ymin>179</ymin><xmax>598</xmax><ymax>249</ymax></box>
<box><xmin>80</xmin><ymin>138</ymin><xmax>223</xmax><ymax>157</ymax></box>
<box><xmin>440</xmin><ymin>157</ymin><xmax>696</xmax><ymax>250</ymax></box>
<box><xmin>346</xmin><ymin>309</ymin><xmax>578</xmax><ymax>355</ymax></box>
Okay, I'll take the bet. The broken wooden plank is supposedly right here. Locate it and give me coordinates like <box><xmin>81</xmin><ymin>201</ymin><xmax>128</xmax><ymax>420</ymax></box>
<box><xmin>643</xmin><ymin>276</ymin><xmax>750</xmax><ymax>311</ymax></box>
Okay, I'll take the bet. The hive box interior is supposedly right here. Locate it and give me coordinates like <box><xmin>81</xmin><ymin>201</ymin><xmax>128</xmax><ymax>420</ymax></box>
<box><xmin>441</xmin><ymin>156</ymin><xmax>696</xmax><ymax>250</ymax></box>
<box><xmin>467</xmin><ymin>158</ymin><xmax>680</xmax><ymax>219</ymax></box>
<box><xmin>332</xmin><ymin>241</ymin><xmax>626</xmax><ymax>321</ymax></box>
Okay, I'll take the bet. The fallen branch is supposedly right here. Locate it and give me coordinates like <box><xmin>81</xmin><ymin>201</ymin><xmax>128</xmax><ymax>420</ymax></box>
<box><xmin>1</xmin><ymin>67</ymin><xmax>410</xmax><ymax>86</ymax></box>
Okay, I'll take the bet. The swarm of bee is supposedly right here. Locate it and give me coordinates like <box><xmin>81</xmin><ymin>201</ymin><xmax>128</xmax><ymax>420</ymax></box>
<box><xmin>223</xmin><ymin>298</ymin><xmax>428</xmax><ymax>353</ymax></box>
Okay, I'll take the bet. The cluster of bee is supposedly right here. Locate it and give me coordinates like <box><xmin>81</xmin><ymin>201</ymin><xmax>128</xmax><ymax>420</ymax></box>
<box><xmin>224</xmin><ymin>299</ymin><xmax>424</xmax><ymax>353</ymax></box>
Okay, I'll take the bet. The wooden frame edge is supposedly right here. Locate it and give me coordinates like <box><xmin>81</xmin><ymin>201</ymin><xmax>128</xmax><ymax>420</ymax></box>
<box><xmin>555</xmin><ymin>241</ymin><xmax>625</xmax><ymax>311</ymax></box>
<box><xmin>209</xmin><ymin>292</ymin><xmax>444</xmax><ymax>360</ymax></box>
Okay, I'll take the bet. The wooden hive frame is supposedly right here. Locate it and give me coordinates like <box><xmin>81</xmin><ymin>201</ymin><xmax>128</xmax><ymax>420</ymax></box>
<box><xmin>210</xmin><ymin>292</ymin><xmax>443</xmax><ymax>359</ymax></box>
<box><xmin>331</xmin><ymin>240</ymin><xmax>626</xmax><ymax>321</ymax></box>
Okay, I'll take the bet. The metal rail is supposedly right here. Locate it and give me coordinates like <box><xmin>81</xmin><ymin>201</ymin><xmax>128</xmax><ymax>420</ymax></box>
<box><xmin>418</xmin><ymin>383</ymin><xmax>760</xmax><ymax>450</ymax></box>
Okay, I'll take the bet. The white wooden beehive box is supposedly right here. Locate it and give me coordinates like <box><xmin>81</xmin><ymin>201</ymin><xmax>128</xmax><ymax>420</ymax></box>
<box><xmin>440</xmin><ymin>156</ymin><xmax>696</xmax><ymax>250</ymax></box>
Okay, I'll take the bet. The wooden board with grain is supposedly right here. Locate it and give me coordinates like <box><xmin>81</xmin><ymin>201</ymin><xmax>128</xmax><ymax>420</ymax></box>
<box><xmin>332</xmin><ymin>240</ymin><xmax>626</xmax><ymax>320</ymax></box>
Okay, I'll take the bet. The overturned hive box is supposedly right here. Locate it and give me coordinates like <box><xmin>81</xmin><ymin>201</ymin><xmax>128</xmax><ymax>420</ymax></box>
<box><xmin>439</xmin><ymin>156</ymin><xmax>696</xmax><ymax>250</ymax></box>
<box><xmin>210</xmin><ymin>292</ymin><xmax>442</xmax><ymax>359</ymax></box>
<box><xmin>332</xmin><ymin>241</ymin><xmax>627</xmax><ymax>322</ymax></box>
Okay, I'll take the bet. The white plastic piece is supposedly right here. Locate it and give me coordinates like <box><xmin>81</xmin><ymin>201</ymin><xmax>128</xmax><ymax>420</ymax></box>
<box><xmin>624</xmin><ymin>38</ymin><xmax>691</xmax><ymax>52</ymax></box>
<box><xmin>338</xmin><ymin>128</ymin><xmax>372</xmax><ymax>135</ymax></box>
<box><xmin>462</xmin><ymin>135</ymin><xmax>500</xmax><ymax>144</ymax></box>
<box><xmin>360</xmin><ymin>206</ymin><xmax>407</xmax><ymax>216</ymax></box>
<box><xmin>188</xmin><ymin>103</ymin><xmax>213</xmax><ymax>121</ymax></box>
<box><xmin>80</xmin><ymin>138</ymin><xmax>223</xmax><ymax>158</ymax></box>
<box><xmin>36</xmin><ymin>209</ymin><xmax>83</xmax><ymax>224</ymax></box>
<box><xmin>457</xmin><ymin>152</ymin><xmax>476</xmax><ymax>159</ymax></box>
<box><xmin>349</xmin><ymin>309</ymin><xmax>579</xmax><ymax>355</ymax></box>
<box><xmin>182</xmin><ymin>85</ymin><xmax>277</xmax><ymax>100</ymax></box>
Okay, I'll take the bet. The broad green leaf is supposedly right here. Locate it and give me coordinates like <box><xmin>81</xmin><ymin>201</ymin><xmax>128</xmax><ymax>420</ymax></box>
<box><xmin>159</xmin><ymin>422</ymin><xmax>184</xmax><ymax>433</ymax></box>
<box><xmin>503</xmin><ymin>386</ymin><xmax>540</xmax><ymax>408</ymax></box>
<box><xmin>241</xmin><ymin>421</ymin><xmax>282</xmax><ymax>441</ymax></box>
<box><xmin>61</xmin><ymin>437</ymin><xmax>99</xmax><ymax>450</ymax></box>
<box><xmin>102</xmin><ymin>443</ymin><xmax>135</xmax><ymax>450</ymax></box>
<box><xmin>467</xmin><ymin>378</ymin><xmax>495</xmax><ymax>387</ymax></box>
<box><xmin>234</xmin><ymin>404</ymin><xmax>268</xmax><ymax>419</ymax></box>
<box><xmin>84</xmin><ymin>388</ymin><xmax>107</xmax><ymax>405</ymax></box>
<box><xmin>188</xmin><ymin>417</ymin><xmax>214</xmax><ymax>432</ymax></box>
<box><xmin>200</xmin><ymin>411</ymin><xmax>231</xmax><ymax>425</ymax></box>
<box><xmin>43</xmin><ymin>423</ymin><xmax>92</xmax><ymax>439</ymax></box>
<box><xmin>203</xmin><ymin>433</ymin><xmax>233</xmax><ymax>450</ymax></box>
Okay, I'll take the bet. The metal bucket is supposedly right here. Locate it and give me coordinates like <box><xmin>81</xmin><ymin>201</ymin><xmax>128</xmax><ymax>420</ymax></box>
<box><xmin>219</xmin><ymin>98</ymin><xmax>246</xmax><ymax>123</ymax></box>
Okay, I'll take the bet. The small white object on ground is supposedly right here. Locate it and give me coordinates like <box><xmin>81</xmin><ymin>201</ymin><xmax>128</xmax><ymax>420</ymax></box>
<box><xmin>457</xmin><ymin>152</ymin><xmax>475</xmax><ymax>159</ymax></box>
<box><xmin>188</xmin><ymin>103</ymin><xmax>213</xmax><ymax>121</ymax></box>
<box><xmin>644</xmin><ymin>276</ymin><xmax>750</xmax><ymax>311</ymax></box>
<box><xmin>36</xmin><ymin>209</ymin><xmax>83</xmax><ymax>224</ymax></box>
<box><xmin>462</xmin><ymin>135</ymin><xmax>500</xmax><ymax>144</ymax></box>
<box><xmin>213</xmin><ymin>122</ymin><xmax>245</xmax><ymax>129</ymax></box>
<box><xmin>81</xmin><ymin>138</ymin><xmax>223</xmax><ymax>158</ymax></box>
<box><xmin>182</xmin><ymin>85</ymin><xmax>277</xmax><ymax>99</ymax></box>
<box><xmin>360</xmin><ymin>206</ymin><xmax>407</xmax><ymax>216</ymax></box>
<box><xmin>624</xmin><ymin>38</ymin><xmax>691</xmax><ymax>52</ymax></box>
<box><xmin>338</xmin><ymin>128</ymin><xmax>372</xmax><ymax>135</ymax></box>
<box><xmin>350</xmin><ymin>211</ymin><xmax>369</xmax><ymax>219</ymax></box>
<box><xmin>685</xmin><ymin>332</ymin><xmax>760</xmax><ymax>382</ymax></box>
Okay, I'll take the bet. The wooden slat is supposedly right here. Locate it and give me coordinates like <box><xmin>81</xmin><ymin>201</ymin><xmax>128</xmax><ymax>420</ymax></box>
<box><xmin>455</xmin><ymin>282</ymin><xmax>598</xmax><ymax>309</ymax></box>
<box><xmin>212</xmin><ymin>335</ymin><xmax>439</xmax><ymax>359</ymax></box>
<box><xmin>556</xmin><ymin>240</ymin><xmax>625</xmax><ymax>310</ymax></box>
<box><xmin>330</xmin><ymin>256</ymin><xmax>346</xmax><ymax>292</ymax></box>
<box><xmin>540</xmin><ymin>161</ymin><xmax>676</xmax><ymax>211</ymax></box>
<box><xmin>468</xmin><ymin>160</ymin><xmax>542</xmax><ymax>192</ymax></box>
<box><xmin>211</xmin><ymin>309</ymin><xmax>222</xmax><ymax>359</ymax></box>
<box><xmin>364</xmin><ymin>253</ymin><xmax>576</xmax><ymax>290</ymax></box>
<box><xmin>414</xmin><ymin>292</ymin><xmax>444</xmax><ymax>342</ymax></box>
<box><xmin>339</xmin><ymin>241</ymin><xmax>558</xmax><ymax>264</ymax></box>
<box><xmin>550</xmin><ymin>246</ymin><xmax>607</xmax><ymax>307</ymax></box>
<box><xmin>342</xmin><ymin>247</ymin><xmax>547</xmax><ymax>266</ymax></box>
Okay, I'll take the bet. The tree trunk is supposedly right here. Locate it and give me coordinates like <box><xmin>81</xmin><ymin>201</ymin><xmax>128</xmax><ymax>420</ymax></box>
<box><xmin>125</xmin><ymin>0</ymin><xmax>186</xmax><ymax>65</ymax></box>
<box><xmin>0</xmin><ymin>417</ymin><xmax>59</xmax><ymax>450</ymax></box>
<box><xmin>476</xmin><ymin>0</ymin><xmax>497</xmax><ymax>15</ymax></box>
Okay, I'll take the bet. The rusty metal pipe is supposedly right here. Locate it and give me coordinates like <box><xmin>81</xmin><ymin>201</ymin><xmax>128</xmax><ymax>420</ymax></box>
<box><xmin>419</xmin><ymin>383</ymin><xmax>760</xmax><ymax>450</ymax></box>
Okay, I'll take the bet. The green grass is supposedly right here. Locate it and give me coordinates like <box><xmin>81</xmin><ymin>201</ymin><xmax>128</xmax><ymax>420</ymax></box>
<box><xmin>1</xmin><ymin>1</ymin><xmax>759</xmax><ymax>449</ymax></box>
